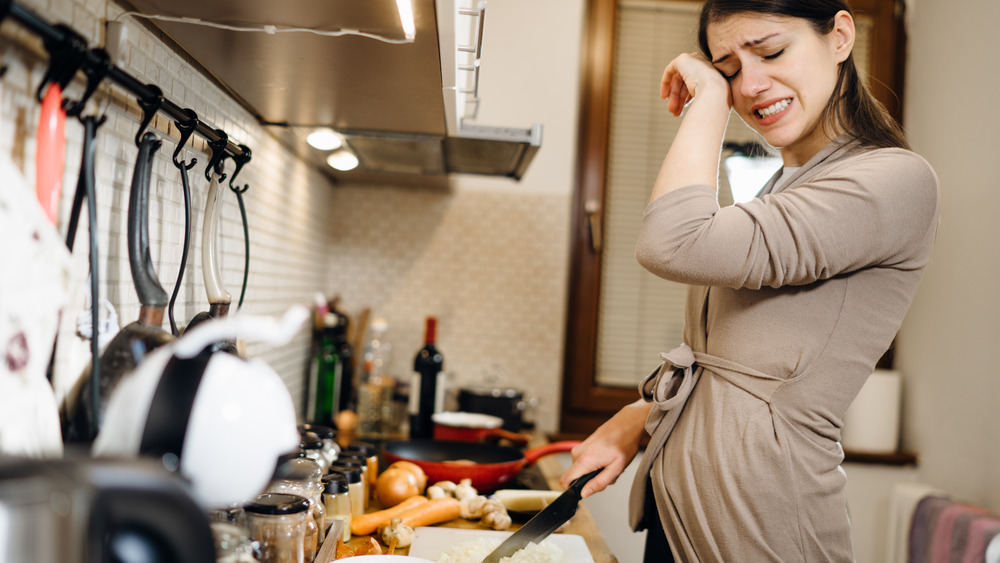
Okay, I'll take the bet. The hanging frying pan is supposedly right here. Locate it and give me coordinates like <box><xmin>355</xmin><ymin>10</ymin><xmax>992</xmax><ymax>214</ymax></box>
<box><xmin>70</xmin><ymin>132</ymin><xmax>174</xmax><ymax>441</ymax></box>
<box><xmin>182</xmin><ymin>166</ymin><xmax>237</xmax><ymax>354</ymax></box>
<box><xmin>35</xmin><ymin>83</ymin><xmax>66</xmax><ymax>224</ymax></box>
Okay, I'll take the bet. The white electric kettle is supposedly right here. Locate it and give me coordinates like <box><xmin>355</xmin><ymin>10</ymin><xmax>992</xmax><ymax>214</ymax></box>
<box><xmin>92</xmin><ymin>306</ymin><xmax>307</xmax><ymax>508</ymax></box>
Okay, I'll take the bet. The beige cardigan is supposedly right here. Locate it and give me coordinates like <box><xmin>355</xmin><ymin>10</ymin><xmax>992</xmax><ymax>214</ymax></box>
<box><xmin>627</xmin><ymin>137</ymin><xmax>941</xmax><ymax>562</ymax></box>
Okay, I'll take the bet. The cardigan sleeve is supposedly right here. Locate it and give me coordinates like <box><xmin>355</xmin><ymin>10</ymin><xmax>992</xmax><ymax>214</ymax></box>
<box><xmin>634</xmin><ymin>148</ymin><xmax>940</xmax><ymax>290</ymax></box>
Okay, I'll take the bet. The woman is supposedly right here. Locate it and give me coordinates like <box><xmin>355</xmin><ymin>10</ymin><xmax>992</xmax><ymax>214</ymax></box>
<box><xmin>560</xmin><ymin>1</ymin><xmax>940</xmax><ymax>561</ymax></box>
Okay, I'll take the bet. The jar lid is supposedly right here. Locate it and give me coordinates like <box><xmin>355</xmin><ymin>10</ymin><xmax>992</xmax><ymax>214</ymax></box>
<box><xmin>322</xmin><ymin>474</ymin><xmax>349</xmax><ymax>494</ymax></box>
<box><xmin>327</xmin><ymin>465</ymin><xmax>362</xmax><ymax>483</ymax></box>
<box><xmin>299</xmin><ymin>431</ymin><xmax>324</xmax><ymax>450</ymax></box>
<box><xmin>244</xmin><ymin>493</ymin><xmax>309</xmax><ymax>515</ymax></box>
<box><xmin>344</xmin><ymin>441</ymin><xmax>376</xmax><ymax>456</ymax></box>
<box><xmin>273</xmin><ymin>456</ymin><xmax>322</xmax><ymax>482</ymax></box>
<box><xmin>299</xmin><ymin>424</ymin><xmax>337</xmax><ymax>441</ymax></box>
<box><xmin>336</xmin><ymin>454</ymin><xmax>367</xmax><ymax>466</ymax></box>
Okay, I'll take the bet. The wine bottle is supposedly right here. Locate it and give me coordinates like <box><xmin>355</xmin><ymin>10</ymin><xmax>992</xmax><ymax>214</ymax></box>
<box><xmin>409</xmin><ymin>317</ymin><xmax>444</xmax><ymax>439</ymax></box>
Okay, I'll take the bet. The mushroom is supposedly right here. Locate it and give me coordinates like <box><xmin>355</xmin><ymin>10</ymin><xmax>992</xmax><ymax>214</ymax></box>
<box><xmin>381</xmin><ymin>517</ymin><xmax>415</xmax><ymax>548</ymax></box>
<box><xmin>453</xmin><ymin>478</ymin><xmax>478</xmax><ymax>500</ymax></box>
<box><xmin>481</xmin><ymin>500</ymin><xmax>512</xmax><ymax>531</ymax></box>
<box><xmin>460</xmin><ymin>495</ymin><xmax>489</xmax><ymax>519</ymax></box>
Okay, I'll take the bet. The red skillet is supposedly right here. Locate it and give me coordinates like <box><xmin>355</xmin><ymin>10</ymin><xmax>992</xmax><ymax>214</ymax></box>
<box><xmin>382</xmin><ymin>439</ymin><xmax>580</xmax><ymax>493</ymax></box>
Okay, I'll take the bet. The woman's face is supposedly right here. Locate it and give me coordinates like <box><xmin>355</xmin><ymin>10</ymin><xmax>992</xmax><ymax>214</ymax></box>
<box><xmin>707</xmin><ymin>12</ymin><xmax>854</xmax><ymax>166</ymax></box>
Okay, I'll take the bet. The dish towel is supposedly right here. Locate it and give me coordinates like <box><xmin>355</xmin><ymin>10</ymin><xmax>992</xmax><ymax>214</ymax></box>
<box><xmin>908</xmin><ymin>494</ymin><xmax>1000</xmax><ymax>563</ymax></box>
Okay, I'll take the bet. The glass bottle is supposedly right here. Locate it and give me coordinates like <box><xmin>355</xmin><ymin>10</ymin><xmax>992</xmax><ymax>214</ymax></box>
<box><xmin>299</xmin><ymin>431</ymin><xmax>330</xmax><ymax>473</ymax></box>
<box><xmin>244</xmin><ymin>493</ymin><xmax>308</xmax><ymax>563</ymax></box>
<box><xmin>311</xmin><ymin>321</ymin><xmax>342</xmax><ymax>427</ymax></box>
<box><xmin>357</xmin><ymin>318</ymin><xmax>394</xmax><ymax>439</ymax></box>
<box><xmin>410</xmin><ymin>317</ymin><xmax>444</xmax><ymax>439</ymax></box>
<box><xmin>321</xmin><ymin>474</ymin><xmax>352</xmax><ymax>543</ymax></box>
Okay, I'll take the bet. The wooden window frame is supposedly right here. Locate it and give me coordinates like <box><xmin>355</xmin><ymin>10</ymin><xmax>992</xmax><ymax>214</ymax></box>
<box><xmin>558</xmin><ymin>0</ymin><xmax>906</xmax><ymax>437</ymax></box>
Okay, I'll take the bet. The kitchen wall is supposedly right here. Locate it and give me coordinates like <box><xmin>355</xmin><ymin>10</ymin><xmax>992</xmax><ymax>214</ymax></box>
<box><xmin>897</xmin><ymin>0</ymin><xmax>1000</xmax><ymax>511</ymax></box>
<box><xmin>325</xmin><ymin>0</ymin><xmax>586</xmax><ymax>433</ymax></box>
<box><xmin>0</xmin><ymin>0</ymin><xmax>335</xmax><ymax>412</ymax></box>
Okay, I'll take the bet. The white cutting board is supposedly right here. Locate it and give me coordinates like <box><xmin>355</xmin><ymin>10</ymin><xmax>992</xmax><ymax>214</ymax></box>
<box><xmin>408</xmin><ymin>526</ymin><xmax>595</xmax><ymax>562</ymax></box>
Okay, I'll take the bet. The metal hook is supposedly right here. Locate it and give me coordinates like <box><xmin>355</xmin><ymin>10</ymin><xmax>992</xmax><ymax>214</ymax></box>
<box><xmin>205</xmin><ymin>128</ymin><xmax>229</xmax><ymax>182</ymax></box>
<box><xmin>64</xmin><ymin>48</ymin><xmax>112</xmax><ymax>118</ymax></box>
<box><xmin>36</xmin><ymin>24</ymin><xmax>88</xmax><ymax>103</ymax></box>
<box><xmin>172</xmin><ymin>109</ymin><xmax>199</xmax><ymax>171</ymax></box>
<box><xmin>228</xmin><ymin>144</ymin><xmax>252</xmax><ymax>193</ymax></box>
<box><xmin>134</xmin><ymin>84</ymin><xmax>164</xmax><ymax>147</ymax></box>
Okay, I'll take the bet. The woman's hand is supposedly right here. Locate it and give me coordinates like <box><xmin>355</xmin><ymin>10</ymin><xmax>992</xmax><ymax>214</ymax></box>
<box><xmin>558</xmin><ymin>400</ymin><xmax>652</xmax><ymax>498</ymax></box>
<box><xmin>660</xmin><ymin>52</ymin><xmax>731</xmax><ymax>117</ymax></box>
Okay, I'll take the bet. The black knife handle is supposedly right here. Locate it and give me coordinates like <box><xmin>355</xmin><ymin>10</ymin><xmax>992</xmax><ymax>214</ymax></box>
<box><xmin>566</xmin><ymin>469</ymin><xmax>602</xmax><ymax>495</ymax></box>
<box><xmin>128</xmin><ymin>132</ymin><xmax>168</xmax><ymax>309</ymax></box>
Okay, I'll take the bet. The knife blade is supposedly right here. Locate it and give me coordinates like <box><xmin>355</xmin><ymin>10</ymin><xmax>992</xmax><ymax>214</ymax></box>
<box><xmin>481</xmin><ymin>469</ymin><xmax>602</xmax><ymax>563</ymax></box>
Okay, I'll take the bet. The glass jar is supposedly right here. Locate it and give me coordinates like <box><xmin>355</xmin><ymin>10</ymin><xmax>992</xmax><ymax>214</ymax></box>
<box><xmin>299</xmin><ymin>431</ymin><xmax>330</xmax><ymax>473</ymax></box>
<box><xmin>335</xmin><ymin>454</ymin><xmax>370</xmax><ymax>508</ymax></box>
<box><xmin>266</xmin><ymin>456</ymin><xmax>325</xmax><ymax>561</ymax></box>
<box><xmin>210</xmin><ymin>521</ymin><xmax>259</xmax><ymax>563</ymax></box>
<box><xmin>327</xmin><ymin>464</ymin><xmax>364</xmax><ymax>519</ymax></box>
<box><xmin>321</xmin><ymin>474</ymin><xmax>352</xmax><ymax>542</ymax></box>
<box><xmin>244</xmin><ymin>493</ymin><xmax>308</xmax><ymax>563</ymax></box>
<box><xmin>344</xmin><ymin>442</ymin><xmax>378</xmax><ymax>506</ymax></box>
<box><xmin>299</xmin><ymin>423</ymin><xmax>341</xmax><ymax>467</ymax></box>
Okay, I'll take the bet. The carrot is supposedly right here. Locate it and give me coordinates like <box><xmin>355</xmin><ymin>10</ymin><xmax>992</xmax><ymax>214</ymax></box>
<box><xmin>396</xmin><ymin>497</ymin><xmax>462</xmax><ymax>529</ymax></box>
<box><xmin>351</xmin><ymin>495</ymin><xmax>428</xmax><ymax>536</ymax></box>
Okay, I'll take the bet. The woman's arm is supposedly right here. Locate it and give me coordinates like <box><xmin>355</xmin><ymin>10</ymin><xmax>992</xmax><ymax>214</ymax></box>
<box><xmin>649</xmin><ymin>53</ymin><xmax>732</xmax><ymax>203</ymax></box>
<box><xmin>558</xmin><ymin>399</ymin><xmax>652</xmax><ymax>498</ymax></box>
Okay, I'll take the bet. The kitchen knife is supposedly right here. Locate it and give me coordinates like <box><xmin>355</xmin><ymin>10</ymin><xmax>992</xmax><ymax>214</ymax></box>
<box><xmin>481</xmin><ymin>469</ymin><xmax>601</xmax><ymax>563</ymax></box>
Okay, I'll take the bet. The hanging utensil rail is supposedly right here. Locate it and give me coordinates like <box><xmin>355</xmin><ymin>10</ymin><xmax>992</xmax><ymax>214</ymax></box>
<box><xmin>2</xmin><ymin>0</ymin><xmax>250</xmax><ymax>164</ymax></box>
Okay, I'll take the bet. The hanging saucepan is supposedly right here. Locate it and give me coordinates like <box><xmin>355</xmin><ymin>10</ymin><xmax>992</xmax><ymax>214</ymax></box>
<box><xmin>183</xmin><ymin>163</ymin><xmax>236</xmax><ymax>354</ymax></box>
<box><xmin>381</xmin><ymin>439</ymin><xmax>580</xmax><ymax>493</ymax></box>
<box><xmin>71</xmin><ymin>132</ymin><xmax>175</xmax><ymax>441</ymax></box>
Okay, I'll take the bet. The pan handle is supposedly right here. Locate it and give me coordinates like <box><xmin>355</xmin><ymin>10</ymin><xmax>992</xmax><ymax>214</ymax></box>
<box><xmin>522</xmin><ymin>440</ymin><xmax>582</xmax><ymax>466</ymax></box>
<box><xmin>128</xmin><ymin>132</ymin><xmax>168</xmax><ymax>312</ymax></box>
<box><xmin>201</xmin><ymin>170</ymin><xmax>231</xmax><ymax>308</ymax></box>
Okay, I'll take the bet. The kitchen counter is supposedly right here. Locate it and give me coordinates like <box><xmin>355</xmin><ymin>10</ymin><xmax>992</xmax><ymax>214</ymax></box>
<box><xmin>340</xmin><ymin>440</ymin><xmax>618</xmax><ymax>562</ymax></box>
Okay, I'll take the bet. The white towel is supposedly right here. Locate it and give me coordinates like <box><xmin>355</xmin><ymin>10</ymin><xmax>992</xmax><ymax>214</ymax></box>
<box><xmin>885</xmin><ymin>482</ymin><xmax>945</xmax><ymax>563</ymax></box>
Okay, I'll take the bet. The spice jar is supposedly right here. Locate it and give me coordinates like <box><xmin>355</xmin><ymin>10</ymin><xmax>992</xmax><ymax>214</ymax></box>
<box><xmin>300</xmin><ymin>423</ymin><xmax>341</xmax><ymax>467</ymax></box>
<box><xmin>244</xmin><ymin>493</ymin><xmax>308</xmax><ymax>563</ymax></box>
<box><xmin>344</xmin><ymin>442</ymin><xmax>378</xmax><ymax>506</ymax></box>
<box><xmin>335</xmin><ymin>454</ymin><xmax>370</xmax><ymax>508</ymax></box>
<box><xmin>321</xmin><ymin>474</ymin><xmax>352</xmax><ymax>542</ymax></box>
<box><xmin>327</xmin><ymin>464</ymin><xmax>364</xmax><ymax>519</ymax></box>
<box><xmin>267</xmin><ymin>456</ymin><xmax>326</xmax><ymax>561</ymax></box>
<box><xmin>210</xmin><ymin>521</ymin><xmax>258</xmax><ymax>563</ymax></box>
<box><xmin>299</xmin><ymin>431</ymin><xmax>330</xmax><ymax>473</ymax></box>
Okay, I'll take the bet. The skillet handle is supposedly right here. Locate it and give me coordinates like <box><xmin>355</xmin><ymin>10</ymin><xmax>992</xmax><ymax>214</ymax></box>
<box><xmin>128</xmin><ymin>132</ymin><xmax>168</xmax><ymax>310</ymax></box>
<box><xmin>522</xmin><ymin>440</ymin><xmax>582</xmax><ymax>465</ymax></box>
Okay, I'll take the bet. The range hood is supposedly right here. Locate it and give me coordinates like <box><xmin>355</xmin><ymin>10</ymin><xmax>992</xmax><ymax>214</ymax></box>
<box><xmin>118</xmin><ymin>0</ymin><xmax>542</xmax><ymax>182</ymax></box>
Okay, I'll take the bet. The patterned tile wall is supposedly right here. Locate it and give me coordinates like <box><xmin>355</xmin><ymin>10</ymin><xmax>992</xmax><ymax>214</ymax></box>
<box><xmin>326</xmin><ymin>185</ymin><xmax>571</xmax><ymax>433</ymax></box>
<box><xmin>1</xmin><ymin>0</ymin><xmax>575</xmax><ymax>433</ymax></box>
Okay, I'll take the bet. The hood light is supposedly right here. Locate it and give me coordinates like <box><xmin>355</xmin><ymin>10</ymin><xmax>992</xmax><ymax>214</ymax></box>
<box><xmin>396</xmin><ymin>0</ymin><xmax>416</xmax><ymax>41</ymax></box>
<box><xmin>327</xmin><ymin>149</ymin><xmax>359</xmax><ymax>171</ymax></box>
<box><xmin>307</xmin><ymin>128</ymin><xmax>343</xmax><ymax>151</ymax></box>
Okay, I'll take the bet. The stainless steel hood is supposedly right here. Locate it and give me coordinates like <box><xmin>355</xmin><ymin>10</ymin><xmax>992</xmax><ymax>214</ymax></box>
<box><xmin>118</xmin><ymin>0</ymin><xmax>542</xmax><ymax>182</ymax></box>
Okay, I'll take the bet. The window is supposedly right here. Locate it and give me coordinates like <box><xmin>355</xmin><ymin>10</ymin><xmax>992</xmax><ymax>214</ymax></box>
<box><xmin>559</xmin><ymin>0</ymin><xmax>904</xmax><ymax>436</ymax></box>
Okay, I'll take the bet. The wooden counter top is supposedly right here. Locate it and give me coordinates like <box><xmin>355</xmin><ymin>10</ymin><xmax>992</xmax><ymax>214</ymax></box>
<box><xmin>338</xmin><ymin>442</ymin><xmax>618</xmax><ymax>562</ymax></box>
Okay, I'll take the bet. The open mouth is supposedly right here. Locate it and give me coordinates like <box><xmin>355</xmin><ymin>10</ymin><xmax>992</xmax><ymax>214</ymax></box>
<box><xmin>755</xmin><ymin>98</ymin><xmax>792</xmax><ymax>119</ymax></box>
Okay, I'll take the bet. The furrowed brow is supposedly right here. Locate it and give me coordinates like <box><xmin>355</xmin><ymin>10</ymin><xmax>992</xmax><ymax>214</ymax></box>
<box><xmin>711</xmin><ymin>33</ymin><xmax>781</xmax><ymax>65</ymax></box>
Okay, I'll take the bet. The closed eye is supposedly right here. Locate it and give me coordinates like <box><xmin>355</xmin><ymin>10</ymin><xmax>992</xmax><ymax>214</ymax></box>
<box><xmin>764</xmin><ymin>49</ymin><xmax>785</xmax><ymax>60</ymax></box>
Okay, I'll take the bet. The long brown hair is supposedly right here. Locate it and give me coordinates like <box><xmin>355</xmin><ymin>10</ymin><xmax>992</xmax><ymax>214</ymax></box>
<box><xmin>697</xmin><ymin>0</ymin><xmax>909</xmax><ymax>150</ymax></box>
